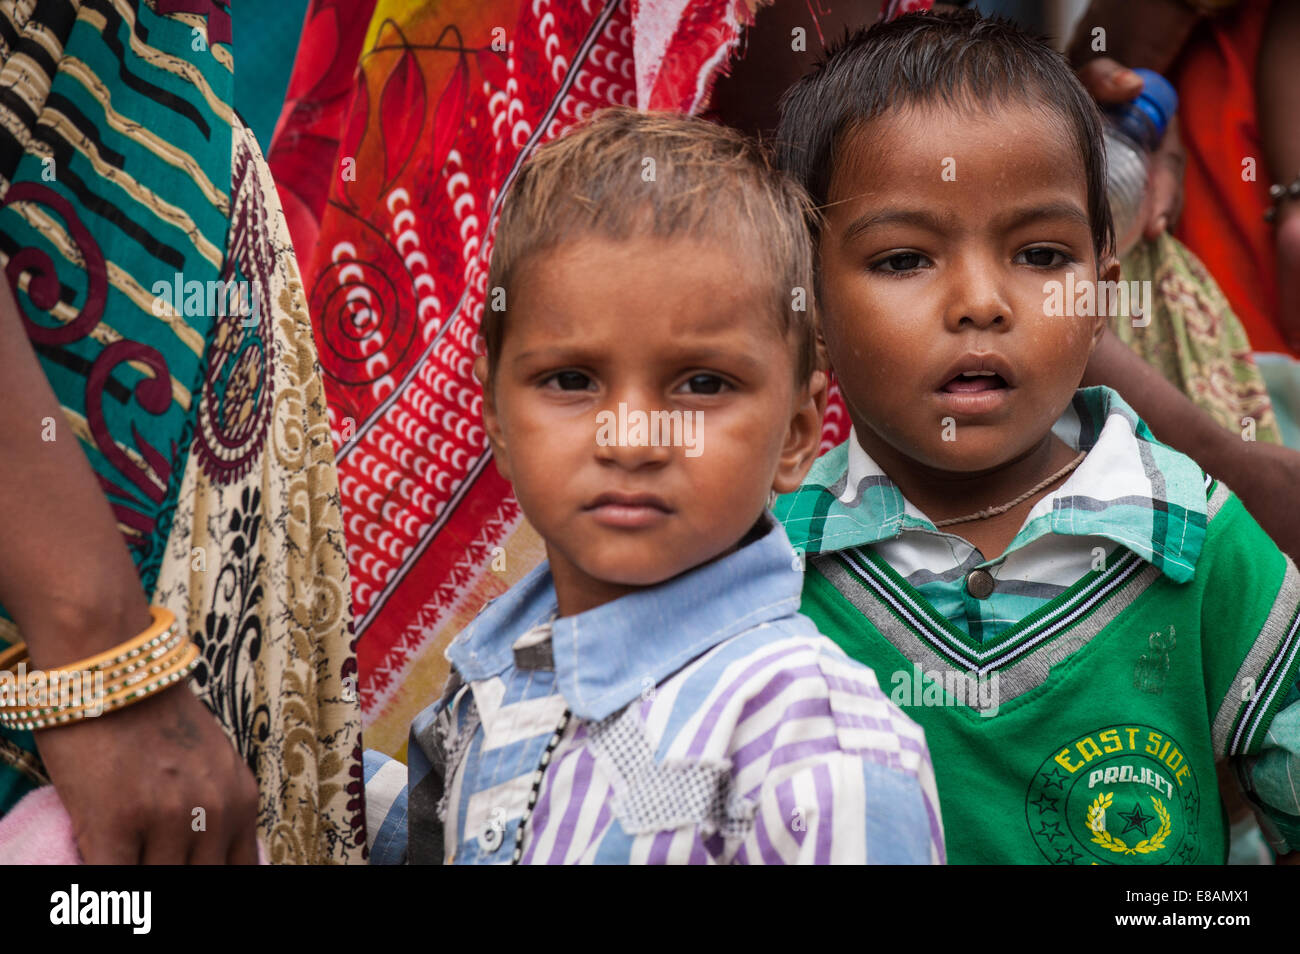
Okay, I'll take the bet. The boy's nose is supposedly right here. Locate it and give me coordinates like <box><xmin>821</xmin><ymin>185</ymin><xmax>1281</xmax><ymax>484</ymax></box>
<box><xmin>596</xmin><ymin>440</ymin><xmax>673</xmax><ymax>470</ymax></box>
<box><xmin>943</xmin><ymin>256</ymin><xmax>1013</xmax><ymax>332</ymax></box>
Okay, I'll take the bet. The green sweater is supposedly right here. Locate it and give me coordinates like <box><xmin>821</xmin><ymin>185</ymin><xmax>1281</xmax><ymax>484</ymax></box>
<box><xmin>798</xmin><ymin>482</ymin><xmax>1300</xmax><ymax>864</ymax></box>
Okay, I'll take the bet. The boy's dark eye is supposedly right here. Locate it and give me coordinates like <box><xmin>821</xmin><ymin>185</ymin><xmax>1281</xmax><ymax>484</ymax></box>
<box><xmin>1018</xmin><ymin>247</ymin><xmax>1069</xmax><ymax>268</ymax></box>
<box><xmin>545</xmin><ymin>370</ymin><xmax>593</xmax><ymax>391</ymax></box>
<box><xmin>680</xmin><ymin>373</ymin><xmax>726</xmax><ymax>395</ymax></box>
<box><xmin>874</xmin><ymin>252</ymin><xmax>928</xmax><ymax>273</ymax></box>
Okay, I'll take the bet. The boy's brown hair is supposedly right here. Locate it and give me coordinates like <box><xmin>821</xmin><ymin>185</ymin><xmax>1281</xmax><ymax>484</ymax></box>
<box><xmin>482</xmin><ymin>107</ymin><xmax>821</xmax><ymax>382</ymax></box>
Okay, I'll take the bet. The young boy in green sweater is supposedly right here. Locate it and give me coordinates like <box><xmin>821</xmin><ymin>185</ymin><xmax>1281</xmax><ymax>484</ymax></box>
<box><xmin>772</xmin><ymin>10</ymin><xmax>1300</xmax><ymax>864</ymax></box>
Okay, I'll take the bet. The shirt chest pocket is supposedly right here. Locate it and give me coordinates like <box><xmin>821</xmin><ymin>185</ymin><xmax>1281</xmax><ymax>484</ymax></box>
<box><xmin>587</xmin><ymin>706</ymin><xmax>755</xmax><ymax>844</ymax></box>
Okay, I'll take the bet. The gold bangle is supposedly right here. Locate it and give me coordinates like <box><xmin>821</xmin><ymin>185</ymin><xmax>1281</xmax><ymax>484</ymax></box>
<box><xmin>0</xmin><ymin>605</ymin><xmax>177</xmax><ymax>676</ymax></box>
<box><xmin>13</xmin><ymin>631</ymin><xmax>185</xmax><ymax>699</ymax></box>
<box><xmin>3</xmin><ymin>635</ymin><xmax>194</xmax><ymax>715</ymax></box>
<box><xmin>100</xmin><ymin>636</ymin><xmax>192</xmax><ymax>697</ymax></box>
<box><xmin>0</xmin><ymin>606</ymin><xmax>199</xmax><ymax>730</ymax></box>
<box><xmin>56</xmin><ymin>605</ymin><xmax>179</xmax><ymax>674</ymax></box>
<box><xmin>0</xmin><ymin>640</ymin><xmax>199</xmax><ymax>730</ymax></box>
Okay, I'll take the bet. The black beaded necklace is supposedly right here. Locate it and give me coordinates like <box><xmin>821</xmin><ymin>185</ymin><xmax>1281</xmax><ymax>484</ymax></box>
<box><xmin>510</xmin><ymin>707</ymin><xmax>572</xmax><ymax>864</ymax></box>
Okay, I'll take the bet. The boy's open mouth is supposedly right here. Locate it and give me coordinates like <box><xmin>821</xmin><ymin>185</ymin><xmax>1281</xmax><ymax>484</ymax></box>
<box><xmin>940</xmin><ymin>370</ymin><xmax>1009</xmax><ymax>393</ymax></box>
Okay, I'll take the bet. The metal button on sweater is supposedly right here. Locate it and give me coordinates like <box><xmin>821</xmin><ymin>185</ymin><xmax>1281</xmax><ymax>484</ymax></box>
<box><xmin>966</xmin><ymin>569</ymin><xmax>995</xmax><ymax>599</ymax></box>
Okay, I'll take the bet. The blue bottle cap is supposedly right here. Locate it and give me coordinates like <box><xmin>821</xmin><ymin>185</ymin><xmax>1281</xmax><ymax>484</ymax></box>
<box><xmin>1128</xmin><ymin>68</ymin><xmax>1179</xmax><ymax>139</ymax></box>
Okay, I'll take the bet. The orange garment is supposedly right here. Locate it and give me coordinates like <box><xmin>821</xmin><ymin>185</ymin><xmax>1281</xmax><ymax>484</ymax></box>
<box><xmin>1172</xmin><ymin>0</ymin><xmax>1292</xmax><ymax>356</ymax></box>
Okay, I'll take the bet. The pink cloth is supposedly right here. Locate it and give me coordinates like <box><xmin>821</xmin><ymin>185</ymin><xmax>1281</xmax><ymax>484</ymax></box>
<box><xmin>0</xmin><ymin>786</ymin><xmax>268</xmax><ymax>864</ymax></box>
<box><xmin>0</xmin><ymin>787</ymin><xmax>81</xmax><ymax>864</ymax></box>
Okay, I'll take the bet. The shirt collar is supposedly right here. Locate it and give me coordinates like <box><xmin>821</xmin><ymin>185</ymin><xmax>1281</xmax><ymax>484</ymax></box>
<box><xmin>445</xmin><ymin>513</ymin><xmax>804</xmax><ymax>721</ymax></box>
<box><xmin>776</xmin><ymin>385</ymin><xmax>1209</xmax><ymax>581</ymax></box>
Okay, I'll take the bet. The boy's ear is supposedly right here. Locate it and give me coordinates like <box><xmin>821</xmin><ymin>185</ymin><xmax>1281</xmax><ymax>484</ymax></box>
<box><xmin>474</xmin><ymin>355</ymin><xmax>512</xmax><ymax>482</ymax></box>
<box><xmin>772</xmin><ymin>369</ymin><xmax>828</xmax><ymax>496</ymax></box>
<box><xmin>1093</xmin><ymin>257</ymin><xmax>1124</xmax><ymax>347</ymax></box>
<box><xmin>814</xmin><ymin>327</ymin><xmax>830</xmax><ymax>375</ymax></box>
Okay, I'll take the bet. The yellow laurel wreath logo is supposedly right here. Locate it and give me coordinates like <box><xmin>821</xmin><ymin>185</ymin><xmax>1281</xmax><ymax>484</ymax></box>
<box><xmin>1087</xmin><ymin>792</ymin><xmax>1171</xmax><ymax>855</ymax></box>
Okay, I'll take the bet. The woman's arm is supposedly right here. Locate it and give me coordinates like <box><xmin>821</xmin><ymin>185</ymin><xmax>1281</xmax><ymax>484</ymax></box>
<box><xmin>1083</xmin><ymin>328</ymin><xmax>1300</xmax><ymax>562</ymax></box>
<box><xmin>1065</xmin><ymin>0</ymin><xmax>1203</xmax><ymax>74</ymax></box>
<box><xmin>0</xmin><ymin>268</ymin><xmax>156</xmax><ymax>668</ymax></box>
<box><xmin>0</xmin><ymin>277</ymin><xmax>259</xmax><ymax>863</ymax></box>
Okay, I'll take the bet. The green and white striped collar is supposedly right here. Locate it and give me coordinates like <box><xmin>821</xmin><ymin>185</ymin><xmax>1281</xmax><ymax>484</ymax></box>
<box><xmin>776</xmin><ymin>386</ymin><xmax>1209</xmax><ymax>583</ymax></box>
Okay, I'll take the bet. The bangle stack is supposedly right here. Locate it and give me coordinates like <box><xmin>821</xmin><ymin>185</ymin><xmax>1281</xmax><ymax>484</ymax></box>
<box><xmin>0</xmin><ymin>606</ymin><xmax>199</xmax><ymax>731</ymax></box>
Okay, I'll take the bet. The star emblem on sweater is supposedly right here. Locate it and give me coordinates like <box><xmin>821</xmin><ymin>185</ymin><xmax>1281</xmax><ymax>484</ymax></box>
<box><xmin>1119</xmin><ymin>802</ymin><xmax>1154</xmax><ymax>837</ymax></box>
<box><xmin>1036</xmin><ymin>819</ymin><xmax>1065</xmax><ymax>840</ymax></box>
<box><xmin>1030</xmin><ymin>791</ymin><xmax>1059</xmax><ymax>814</ymax></box>
<box><xmin>1040</xmin><ymin>766</ymin><xmax>1068</xmax><ymax>790</ymax></box>
<box><xmin>1055</xmin><ymin>843</ymin><xmax>1084</xmax><ymax>864</ymax></box>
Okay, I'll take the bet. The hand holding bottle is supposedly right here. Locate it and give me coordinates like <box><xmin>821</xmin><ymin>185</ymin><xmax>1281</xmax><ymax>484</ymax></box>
<box><xmin>1078</xmin><ymin>56</ymin><xmax>1186</xmax><ymax>250</ymax></box>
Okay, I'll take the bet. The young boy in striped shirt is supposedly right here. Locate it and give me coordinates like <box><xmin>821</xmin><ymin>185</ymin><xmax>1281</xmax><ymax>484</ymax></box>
<box><xmin>364</xmin><ymin>108</ymin><xmax>944</xmax><ymax>865</ymax></box>
<box><xmin>772</xmin><ymin>10</ymin><xmax>1300</xmax><ymax>865</ymax></box>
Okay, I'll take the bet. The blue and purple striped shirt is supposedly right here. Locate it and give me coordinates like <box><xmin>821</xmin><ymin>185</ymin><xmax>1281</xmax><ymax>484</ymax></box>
<box><xmin>365</xmin><ymin>516</ymin><xmax>945</xmax><ymax>864</ymax></box>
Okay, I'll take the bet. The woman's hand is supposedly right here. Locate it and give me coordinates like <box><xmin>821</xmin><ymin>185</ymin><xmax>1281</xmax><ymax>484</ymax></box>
<box><xmin>34</xmin><ymin>685</ymin><xmax>261</xmax><ymax>863</ymax></box>
<box><xmin>1077</xmin><ymin>55</ymin><xmax>1186</xmax><ymax>240</ymax></box>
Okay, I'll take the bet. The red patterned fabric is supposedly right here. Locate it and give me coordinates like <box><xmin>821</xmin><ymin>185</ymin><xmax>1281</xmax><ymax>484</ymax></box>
<box><xmin>268</xmin><ymin>0</ymin><xmax>379</xmax><ymax>279</ymax></box>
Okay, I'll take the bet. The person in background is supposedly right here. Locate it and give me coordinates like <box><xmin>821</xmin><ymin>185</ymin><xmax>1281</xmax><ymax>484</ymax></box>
<box><xmin>1068</xmin><ymin>0</ymin><xmax>1300</xmax><ymax>446</ymax></box>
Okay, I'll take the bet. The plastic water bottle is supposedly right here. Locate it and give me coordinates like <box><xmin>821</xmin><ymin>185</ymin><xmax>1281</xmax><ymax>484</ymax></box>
<box><xmin>1103</xmin><ymin>68</ymin><xmax>1179</xmax><ymax>258</ymax></box>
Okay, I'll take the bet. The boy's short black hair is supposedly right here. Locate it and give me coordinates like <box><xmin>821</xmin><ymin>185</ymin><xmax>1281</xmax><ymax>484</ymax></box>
<box><xmin>484</xmin><ymin>107</ymin><xmax>821</xmax><ymax>384</ymax></box>
<box><xmin>774</xmin><ymin>9</ymin><xmax>1114</xmax><ymax>264</ymax></box>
